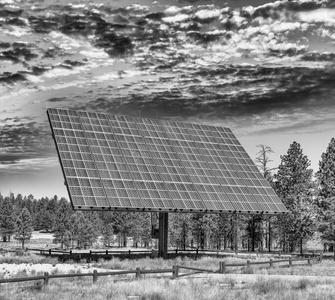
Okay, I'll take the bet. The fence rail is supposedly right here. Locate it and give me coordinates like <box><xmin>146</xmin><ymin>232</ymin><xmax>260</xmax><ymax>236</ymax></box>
<box><xmin>26</xmin><ymin>248</ymin><xmax>323</xmax><ymax>260</ymax></box>
<box><xmin>0</xmin><ymin>256</ymin><xmax>321</xmax><ymax>286</ymax></box>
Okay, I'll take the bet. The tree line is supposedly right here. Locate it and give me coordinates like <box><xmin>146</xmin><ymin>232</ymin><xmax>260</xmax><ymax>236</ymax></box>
<box><xmin>0</xmin><ymin>138</ymin><xmax>334</xmax><ymax>253</ymax></box>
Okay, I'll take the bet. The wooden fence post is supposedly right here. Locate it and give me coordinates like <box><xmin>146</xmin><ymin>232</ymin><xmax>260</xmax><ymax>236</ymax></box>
<box><xmin>219</xmin><ymin>262</ymin><xmax>226</xmax><ymax>274</ymax></box>
<box><xmin>106</xmin><ymin>250</ymin><xmax>108</xmax><ymax>255</ymax></box>
<box><xmin>289</xmin><ymin>257</ymin><xmax>292</xmax><ymax>267</ymax></box>
<box><xmin>175</xmin><ymin>249</ymin><xmax>178</xmax><ymax>254</ymax></box>
<box><xmin>173</xmin><ymin>265</ymin><xmax>179</xmax><ymax>278</ymax></box>
<box><xmin>93</xmin><ymin>270</ymin><xmax>98</xmax><ymax>283</ymax></box>
<box><xmin>247</xmin><ymin>260</ymin><xmax>250</xmax><ymax>269</ymax></box>
<box><xmin>136</xmin><ymin>267</ymin><xmax>141</xmax><ymax>278</ymax></box>
<box><xmin>129</xmin><ymin>250</ymin><xmax>131</xmax><ymax>257</ymax></box>
<box><xmin>270</xmin><ymin>259</ymin><xmax>273</xmax><ymax>268</ymax></box>
<box><xmin>308</xmin><ymin>258</ymin><xmax>311</xmax><ymax>266</ymax></box>
<box><xmin>44</xmin><ymin>272</ymin><xmax>49</xmax><ymax>285</ymax></box>
<box><xmin>49</xmin><ymin>249</ymin><xmax>51</xmax><ymax>256</ymax></box>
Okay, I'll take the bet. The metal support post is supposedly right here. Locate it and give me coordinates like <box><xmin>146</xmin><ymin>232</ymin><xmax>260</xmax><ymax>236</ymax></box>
<box><xmin>158</xmin><ymin>212</ymin><xmax>168</xmax><ymax>259</ymax></box>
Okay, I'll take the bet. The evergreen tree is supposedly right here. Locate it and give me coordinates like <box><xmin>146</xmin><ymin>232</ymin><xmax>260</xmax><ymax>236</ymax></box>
<box><xmin>69</xmin><ymin>212</ymin><xmax>96</xmax><ymax>249</ymax></box>
<box><xmin>84</xmin><ymin>212</ymin><xmax>102</xmax><ymax>245</ymax></box>
<box><xmin>254</xmin><ymin>144</ymin><xmax>276</xmax><ymax>252</ymax></box>
<box><xmin>190</xmin><ymin>213</ymin><xmax>217</xmax><ymax>249</ymax></box>
<box><xmin>274</xmin><ymin>141</ymin><xmax>316</xmax><ymax>254</ymax></box>
<box><xmin>14</xmin><ymin>208</ymin><xmax>33</xmax><ymax>249</ymax></box>
<box><xmin>53</xmin><ymin>199</ymin><xmax>71</xmax><ymax>249</ymax></box>
<box><xmin>318</xmin><ymin>197</ymin><xmax>335</xmax><ymax>256</ymax></box>
<box><xmin>170</xmin><ymin>213</ymin><xmax>191</xmax><ymax>250</ymax></box>
<box><xmin>0</xmin><ymin>197</ymin><xmax>16</xmax><ymax>242</ymax></box>
<box><xmin>316</xmin><ymin>137</ymin><xmax>335</xmax><ymax>199</ymax></box>
<box><xmin>69</xmin><ymin>212</ymin><xmax>80</xmax><ymax>248</ymax></box>
<box><xmin>102</xmin><ymin>223</ymin><xmax>114</xmax><ymax>247</ymax></box>
<box><xmin>130</xmin><ymin>212</ymin><xmax>151</xmax><ymax>248</ymax></box>
<box><xmin>114</xmin><ymin>212</ymin><xmax>134</xmax><ymax>247</ymax></box>
<box><xmin>316</xmin><ymin>138</ymin><xmax>335</xmax><ymax>251</ymax></box>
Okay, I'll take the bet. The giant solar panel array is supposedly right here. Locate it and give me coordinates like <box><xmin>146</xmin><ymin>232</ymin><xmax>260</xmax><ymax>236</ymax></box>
<box><xmin>47</xmin><ymin>108</ymin><xmax>287</xmax><ymax>214</ymax></box>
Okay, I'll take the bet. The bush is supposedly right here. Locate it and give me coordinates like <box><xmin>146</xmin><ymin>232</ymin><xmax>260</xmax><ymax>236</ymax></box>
<box><xmin>253</xmin><ymin>278</ymin><xmax>289</xmax><ymax>295</ymax></box>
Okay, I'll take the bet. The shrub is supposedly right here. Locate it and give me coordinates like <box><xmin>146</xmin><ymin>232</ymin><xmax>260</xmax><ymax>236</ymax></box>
<box><xmin>253</xmin><ymin>278</ymin><xmax>289</xmax><ymax>295</ymax></box>
<box><xmin>140</xmin><ymin>292</ymin><xmax>166</xmax><ymax>300</ymax></box>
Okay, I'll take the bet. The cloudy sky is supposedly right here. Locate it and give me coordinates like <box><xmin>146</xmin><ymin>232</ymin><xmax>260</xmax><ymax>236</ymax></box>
<box><xmin>0</xmin><ymin>0</ymin><xmax>334</xmax><ymax>199</ymax></box>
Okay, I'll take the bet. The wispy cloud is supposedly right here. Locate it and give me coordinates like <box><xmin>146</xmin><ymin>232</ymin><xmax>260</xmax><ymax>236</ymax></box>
<box><xmin>0</xmin><ymin>157</ymin><xmax>59</xmax><ymax>171</ymax></box>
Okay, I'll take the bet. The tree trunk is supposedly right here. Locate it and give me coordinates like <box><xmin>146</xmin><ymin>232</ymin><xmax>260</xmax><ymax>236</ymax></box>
<box><xmin>235</xmin><ymin>215</ymin><xmax>238</xmax><ymax>251</ymax></box>
<box><xmin>252</xmin><ymin>217</ymin><xmax>255</xmax><ymax>252</ymax></box>
<box><xmin>182</xmin><ymin>222</ymin><xmax>186</xmax><ymax>251</ymax></box>
<box><xmin>230</xmin><ymin>217</ymin><xmax>234</xmax><ymax>250</ymax></box>
<box><xmin>268</xmin><ymin>218</ymin><xmax>271</xmax><ymax>252</ymax></box>
<box><xmin>123</xmin><ymin>233</ymin><xmax>127</xmax><ymax>247</ymax></box>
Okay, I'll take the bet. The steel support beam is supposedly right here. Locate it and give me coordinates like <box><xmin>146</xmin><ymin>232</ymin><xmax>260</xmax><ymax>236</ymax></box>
<box><xmin>158</xmin><ymin>212</ymin><xmax>168</xmax><ymax>259</ymax></box>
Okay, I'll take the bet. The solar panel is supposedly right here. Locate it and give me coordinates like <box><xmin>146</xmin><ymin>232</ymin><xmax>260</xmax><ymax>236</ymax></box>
<box><xmin>47</xmin><ymin>108</ymin><xmax>287</xmax><ymax>214</ymax></box>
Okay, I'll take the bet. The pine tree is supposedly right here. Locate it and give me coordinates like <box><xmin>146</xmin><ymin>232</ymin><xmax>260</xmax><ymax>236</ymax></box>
<box><xmin>14</xmin><ymin>208</ymin><xmax>33</xmax><ymax>249</ymax></box>
<box><xmin>84</xmin><ymin>212</ymin><xmax>102</xmax><ymax>245</ymax></box>
<box><xmin>170</xmin><ymin>213</ymin><xmax>191</xmax><ymax>250</ymax></box>
<box><xmin>102</xmin><ymin>223</ymin><xmax>114</xmax><ymax>247</ymax></box>
<box><xmin>316</xmin><ymin>138</ymin><xmax>335</xmax><ymax>252</ymax></box>
<box><xmin>318</xmin><ymin>197</ymin><xmax>335</xmax><ymax>256</ymax></box>
<box><xmin>53</xmin><ymin>199</ymin><xmax>71</xmax><ymax>249</ymax></box>
<box><xmin>316</xmin><ymin>137</ymin><xmax>335</xmax><ymax>200</ymax></box>
<box><xmin>0</xmin><ymin>197</ymin><xmax>16</xmax><ymax>242</ymax></box>
<box><xmin>254</xmin><ymin>144</ymin><xmax>276</xmax><ymax>252</ymax></box>
<box><xmin>130</xmin><ymin>212</ymin><xmax>151</xmax><ymax>248</ymax></box>
<box><xmin>69</xmin><ymin>212</ymin><xmax>96</xmax><ymax>249</ymax></box>
<box><xmin>274</xmin><ymin>141</ymin><xmax>316</xmax><ymax>254</ymax></box>
<box><xmin>113</xmin><ymin>212</ymin><xmax>134</xmax><ymax>247</ymax></box>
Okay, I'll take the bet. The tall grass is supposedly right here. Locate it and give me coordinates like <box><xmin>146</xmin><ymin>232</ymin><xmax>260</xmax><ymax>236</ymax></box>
<box><xmin>1</xmin><ymin>275</ymin><xmax>335</xmax><ymax>300</ymax></box>
<box><xmin>1</xmin><ymin>253</ymin><xmax>335</xmax><ymax>300</ymax></box>
<box><xmin>0</xmin><ymin>252</ymin><xmax>59</xmax><ymax>265</ymax></box>
<box><xmin>91</xmin><ymin>256</ymin><xmax>257</xmax><ymax>271</ymax></box>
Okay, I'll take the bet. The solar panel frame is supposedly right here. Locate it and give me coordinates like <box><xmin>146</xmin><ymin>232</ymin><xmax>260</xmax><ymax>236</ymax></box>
<box><xmin>47</xmin><ymin>108</ymin><xmax>287</xmax><ymax>214</ymax></box>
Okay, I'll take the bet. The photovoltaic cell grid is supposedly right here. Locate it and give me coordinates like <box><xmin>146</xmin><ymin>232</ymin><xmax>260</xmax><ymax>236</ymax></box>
<box><xmin>47</xmin><ymin>108</ymin><xmax>287</xmax><ymax>214</ymax></box>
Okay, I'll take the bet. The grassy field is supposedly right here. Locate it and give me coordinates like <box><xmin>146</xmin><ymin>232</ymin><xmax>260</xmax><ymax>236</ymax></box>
<box><xmin>1</xmin><ymin>232</ymin><xmax>335</xmax><ymax>299</ymax></box>
<box><xmin>0</xmin><ymin>253</ymin><xmax>335</xmax><ymax>300</ymax></box>
<box><xmin>1</xmin><ymin>263</ymin><xmax>335</xmax><ymax>300</ymax></box>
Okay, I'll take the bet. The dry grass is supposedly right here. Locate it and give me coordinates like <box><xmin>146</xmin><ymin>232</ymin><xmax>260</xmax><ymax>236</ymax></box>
<box><xmin>1</xmin><ymin>251</ymin><xmax>335</xmax><ymax>300</ymax></box>
<box><xmin>91</xmin><ymin>255</ymin><xmax>262</xmax><ymax>271</ymax></box>
<box><xmin>0</xmin><ymin>252</ymin><xmax>59</xmax><ymax>265</ymax></box>
<box><xmin>1</xmin><ymin>274</ymin><xmax>335</xmax><ymax>300</ymax></box>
